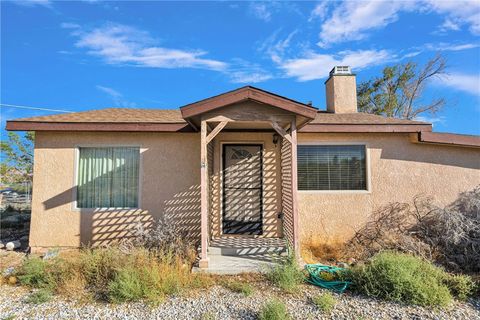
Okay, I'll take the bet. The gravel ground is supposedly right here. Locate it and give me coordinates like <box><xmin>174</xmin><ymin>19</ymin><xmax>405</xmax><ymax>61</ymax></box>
<box><xmin>1</xmin><ymin>284</ymin><xmax>479</xmax><ymax>320</ymax></box>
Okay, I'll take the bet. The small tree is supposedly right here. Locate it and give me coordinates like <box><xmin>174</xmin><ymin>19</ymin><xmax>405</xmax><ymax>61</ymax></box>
<box><xmin>0</xmin><ymin>131</ymin><xmax>34</xmax><ymax>184</ymax></box>
<box><xmin>357</xmin><ymin>55</ymin><xmax>446</xmax><ymax>119</ymax></box>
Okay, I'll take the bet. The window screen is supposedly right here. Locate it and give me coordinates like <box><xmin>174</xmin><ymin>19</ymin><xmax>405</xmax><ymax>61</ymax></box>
<box><xmin>298</xmin><ymin>145</ymin><xmax>366</xmax><ymax>191</ymax></box>
<box><xmin>77</xmin><ymin>147</ymin><xmax>140</xmax><ymax>208</ymax></box>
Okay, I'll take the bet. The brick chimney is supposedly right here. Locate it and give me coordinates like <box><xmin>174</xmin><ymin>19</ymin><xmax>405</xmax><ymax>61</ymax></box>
<box><xmin>325</xmin><ymin>66</ymin><xmax>357</xmax><ymax>113</ymax></box>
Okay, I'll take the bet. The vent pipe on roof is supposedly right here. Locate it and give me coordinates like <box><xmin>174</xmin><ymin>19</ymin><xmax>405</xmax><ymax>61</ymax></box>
<box><xmin>325</xmin><ymin>66</ymin><xmax>357</xmax><ymax>113</ymax></box>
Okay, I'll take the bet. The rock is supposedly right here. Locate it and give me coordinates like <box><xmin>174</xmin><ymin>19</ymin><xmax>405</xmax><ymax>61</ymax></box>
<box><xmin>19</xmin><ymin>235</ymin><xmax>29</xmax><ymax>244</ymax></box>
<box><xmin>43</xmin><ymin>250</ymin><xmax>59</xmax><ymax>260</ymax></box>
<box><xmin>337</xmin><ymin>262</ymin><xmax>349</xmax><ymax>268</ymax></box>
<box><xmin>1</xmin><ymin>216</ymin><xmax>22</xmax><ymax>227</ymax></box>
<box><xmin>0</xmin><ymin>241</ymin><xmax>4</xmax><ymax>249</ymax></box>
<box><xmin>5</xmin><ymin>241</ymin><xmax>21</xmax><ymax>251</ymax></box>
<box><xmin>3</xmin><ymin>267</ymin><xmax>15</xmax><ymax>277</ymax></box>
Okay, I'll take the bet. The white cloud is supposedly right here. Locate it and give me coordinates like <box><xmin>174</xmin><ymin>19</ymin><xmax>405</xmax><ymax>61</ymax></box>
<box><xmin>249</xmin><ymin>2</ymin><xmax>272</xmax><ymax>22</ymax></box>
<box><xmin>68</xmin><ymin>23</ymin><xmax>273</xmax><ymax>84</ymax></box>
<box><xmin>248</xmin><ymin>2</ymin><xmax>301</xmax><ymax>22</ymax></box>
<box><xmin>316</xmin><ymin>1</ymin><xmax>414</xmax><ymax>48</ymax></box>
<box><xmin>424</xmin><ymin>0</ymin><xmax>480</xmax><ymax>35</ymax></box>
<box><xmin>279</xmin><ymin>49</ymin><xmax>394</xmax><ymax>81</ymax></box>
<box><xmin>415</xmin><ymin>115</ymin><xmax>446</xmax><ymax>126</ymax></box>
<box><xmin>73</xmin><ymin>23</ymin><xmax>227</xmax><ymax>71</ymax></box>
<box><xmin>96</xmin><ymin>85</ymin><xmax>137</xmax><ymax>108</ymax></box>
<box><xmin>9</xmin><ymin>0</ymin><xmax>51</xmax><ymax>7</ymax></box>
<box><xmin>313</xmin><ymin>1</ymin><xmax>480</xmax><ymax>47</ymax></box>
<box><xmin>438</xmin><ymin>19</ymin><xmax>461</xmax><ymax>32</ymax></box>
<box><xmin>425</xmin><ymin>42</ymin><xmax>480</xmax><ymax>51</ymax></box>
<box><xmin>259</xmin><ymin>29</ymin><xmax>299</xmax><ymax>64</ymax></box>
<box><xmin>228</xmin><ymin>59</ymin><xmax>272</xmax><ymax>83</ymax></box>
<box><xmin>61</xmin><ymin>22</ymin><xmax>81</xmax><ymax>29</ymax></box>
<box><xmin>434</xmin><ymin>73</ymin><xmax>480</xmax><ymax>96</ymax></box>
<box><xmin>309</xmin><ymin>1</ymin><xmax>331</xmax><ymax>22</ymax></box>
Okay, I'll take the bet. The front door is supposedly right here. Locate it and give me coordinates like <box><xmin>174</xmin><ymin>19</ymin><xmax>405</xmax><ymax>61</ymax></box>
<box><xmin>222</xmin><ymin>144</ymin><xmax>263</xmax><ymax>235</ymax></box>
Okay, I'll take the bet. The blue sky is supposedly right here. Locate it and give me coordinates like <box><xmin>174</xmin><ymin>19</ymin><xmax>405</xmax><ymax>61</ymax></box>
<box><xmin>1</xmin><ymin>0</ymin><xmax>480</xmax><ymax>135</ymax></box>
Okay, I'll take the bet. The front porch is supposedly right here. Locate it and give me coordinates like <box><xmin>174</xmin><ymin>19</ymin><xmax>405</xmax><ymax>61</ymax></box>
<box><xmin>193</xmin><ymin>237</ymin><xmax>287</xmax><ymax>274</ymax></box>
<box><xmin>179</xmin><ymin>86</ymin><xmax>318</xmax><ymax>271</ymax></box>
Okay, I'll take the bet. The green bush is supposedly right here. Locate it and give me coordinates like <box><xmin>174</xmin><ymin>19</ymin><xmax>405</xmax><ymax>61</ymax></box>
<box><xmin>443</xmin><ymin>274</ymin><xmax>476</xmax><ymax>301</ymax></box>
<box><xmin>108</xmin><ymin>267</ymin><xmax>147</xmax><ymax>303</ymax></box>
<box><xmin>25</xmin><ymin>289</ymin><xmax>53</xmax><ymax>304</ymax></box>
<box><xmin>349</xmin><ymin>251</ymin><xmax>452</xmax><ymax>307</ymax></box>
<box><xmin>312</xmin><ymin>292</ymin><xmax>336</xmax><ymax>313</ymax></box>
<box><xmin>79</xmin><ymin>247</ymin><xmax>127</xmax><ymax>297</ymax></box>
<box><xmin>17</xmin><ymin>257</ymin><xmax>60</xmax><ymax>290</ymax></box>
<box><xmin>14</xmin><ymin>247</ymin><xmax>212</xmax><ymax>303</ymax></box>
<box><xmin>266</xmin><ymin>254</ymin><xmax>304</xmax><ymax>293</ymax></box>
<box><xmin>259</xmin><ymin>299</ymin><xmax>289</xmax><ymax>320</ymax></box>
<box><xmin>223</xmin><ymin>281</ymin><xmax>254</xmax><ymax>297</ymax></box>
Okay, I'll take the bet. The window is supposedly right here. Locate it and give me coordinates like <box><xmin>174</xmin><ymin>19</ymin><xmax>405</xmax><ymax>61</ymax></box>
<box><xmin>298</xmin><ymin>145</ymin><xmax>367</xmax><ymax>191</ymax></box>
<box><xmin>77</xmin><ymin>147</ymin><xmax>140</xmax><ymax>208</ymax></box>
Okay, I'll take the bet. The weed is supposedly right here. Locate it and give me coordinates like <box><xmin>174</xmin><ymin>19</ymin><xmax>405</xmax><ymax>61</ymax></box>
<box><xmin>223</xmin><ymin>281</ymin><xmax>254</xmax><ymax>297</ymax></box>
<box><xmin>200</xmin><ymin>312</ymin><xmax>216</xmax><ymax>320</ymax></box>
<box><xmin>312</xmin><ymin>292</ymin><xmax>336</xmax><ymax>313</ymax></box>
<box><xmin>25</xmin><ymin>289</ymin><xmax>52</xmax><ymax>304</ymax></box>
<box><xmin>266</xmin><ymin>254</ymin><xmax>304</xmax><ymax>294</ymax></box>
<box><xmin>17</xmin><ymin>257</ymin><xmax>60</xmax><ymax>290</ymax></box>
<box><xmin>349</xmin><ymin>251</ymin><xmax>452</xmax><ymax>307</ymax></box>
<box><xmin>443</xmin><ymin>274</ymin><xmax>476</xmax><ymax>301</ymax></box>
<box><xmin>259</xmin><ymin>299</ymin><xmax>289</xmax><ymax>320</ymax></box>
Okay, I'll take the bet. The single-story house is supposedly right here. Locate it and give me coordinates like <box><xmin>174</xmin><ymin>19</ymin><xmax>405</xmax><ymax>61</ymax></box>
<box><xmin>6</xmin><ymin>66</ymin><xmax>480</xmax><ymax>269</ymax></box>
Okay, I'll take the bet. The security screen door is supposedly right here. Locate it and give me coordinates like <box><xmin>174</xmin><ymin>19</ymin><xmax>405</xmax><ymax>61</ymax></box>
<box><xmin>222</xmin><ymin>144</ymin><xmax>263</xmax><ymax>235</ymax></box>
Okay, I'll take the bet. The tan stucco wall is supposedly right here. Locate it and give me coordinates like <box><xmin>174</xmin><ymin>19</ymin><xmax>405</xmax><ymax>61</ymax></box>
<box><xmin>30</xmin><ymin>130</ymin><xmax>480</xmax><ymax>250</ymax></box>
<box><xmin>297</xmin><ymin>133</ymin><xmax>480</xmax><ymax>245</ymax></box>
<box><xmin>30</xmin><ymin>131</ymin><xmax>201</xmax><ymax>250</ymax></box>
<box><xmin>325</xmin><ymin>75</ymin><xmax>357</xmax><ymax>113</ymax></box>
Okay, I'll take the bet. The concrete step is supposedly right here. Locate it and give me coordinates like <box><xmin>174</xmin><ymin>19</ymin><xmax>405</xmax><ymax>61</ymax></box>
<box><xmin>208</xmin><ymin>237</ymin><xmax>287</xmax><ymax>257</ymax></box>
<box><xmin>193</xmin><ymin>254</ymin><xmax>282</xmax><ymax>274</ymax></box>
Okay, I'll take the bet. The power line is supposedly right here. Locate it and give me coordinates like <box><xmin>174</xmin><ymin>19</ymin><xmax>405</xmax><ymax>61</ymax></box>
<box><xmin>0</xmin><ymin>103</ymin><xmax>73</xmax><ymax>113</ymax></box>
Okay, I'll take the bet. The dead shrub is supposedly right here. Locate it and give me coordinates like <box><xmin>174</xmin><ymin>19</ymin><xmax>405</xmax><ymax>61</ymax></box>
<box><xmin>301</xmin><ymin>239</ymin><xmax>346</xmax><ymax>264</ymax></box>
<box><xmin>15</xmin><ymin>246</ymin><xmax>212</xmax><ymax>303</ymax></box>
<box><xmin>347</xmin><ymin>186</ymin><xmax>480</xmax><ymax>273</ymax></box>
<box><xmin>121</xmin><ymin>218</ymin><xmax>196</xmax><ymax>263</ymax></box>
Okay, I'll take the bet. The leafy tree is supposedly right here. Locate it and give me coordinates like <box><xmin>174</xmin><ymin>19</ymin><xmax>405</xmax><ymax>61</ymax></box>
<box><xmin>0</xmin><ymin>131</ymin><xmax>34</xmax><ymax>184</ymax></box>
<box><xmin>357</xmin><ymin>55</ymin><xmax>446</xmax><ymax>119</ymax></box>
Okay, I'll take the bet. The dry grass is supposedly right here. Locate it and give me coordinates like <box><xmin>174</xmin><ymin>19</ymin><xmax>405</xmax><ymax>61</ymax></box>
<box><xmin>11</xmin><ymin>246</ymin><xmax>214</xmax><ymax>303</ymax></box>
<box><xmin>301</xmin><ymin>238</ymin><xmax>346</xmax><ymax>264</ymax></box>
<box><xmin>0</xmin><ymin>250</ymin><xmax>26</xmax><ymax>270</ymax></box>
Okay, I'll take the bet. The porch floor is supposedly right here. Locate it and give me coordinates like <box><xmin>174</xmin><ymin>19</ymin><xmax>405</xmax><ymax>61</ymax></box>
<box><xmin>194</xmin><ymin>237</ymin><xmax>287</xmax><ymax>274</ymax></box>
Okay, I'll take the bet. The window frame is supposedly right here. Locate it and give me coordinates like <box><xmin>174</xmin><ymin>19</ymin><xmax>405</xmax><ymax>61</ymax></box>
<box><xmin>296</xmin><ymin>142</ymin><xmax>371</xmax><ymax>193</ymax></box>
<box><xmin>72</xmin><ymin>144</ymin><xmax>143</xmax><ymax>212</ymax></box>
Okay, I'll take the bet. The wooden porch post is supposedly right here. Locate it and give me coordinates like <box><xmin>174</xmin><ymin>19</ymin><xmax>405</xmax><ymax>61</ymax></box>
<box><xmin>290</xmin><ymin>120</ymin><xmax>300</xmax><ymax>257</ymax></box>
<box><xmin>199</xmin><ymin>120</ymin><xmax>209</xmax><ymax>268</ymax></box>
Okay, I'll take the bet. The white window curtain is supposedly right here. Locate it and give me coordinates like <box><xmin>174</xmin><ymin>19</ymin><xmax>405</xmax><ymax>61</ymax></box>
<box><xmin>77</xmin><ymin>147</ymin><xmax>140</xmax><ymax>208</ymax></box>
<box><xmin>298</xmin><ymin>145</ymin><xmax>366</xmax><ymax>191</ymax></box>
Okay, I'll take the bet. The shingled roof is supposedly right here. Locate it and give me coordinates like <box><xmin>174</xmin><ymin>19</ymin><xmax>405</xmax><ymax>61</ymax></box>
<box><xmin>8</xmin><ymin>108</ymin><xmax>429</xmax><ymax>125</ymax></box>
<box><xmin>6</xmin><ymin>107</ymin><xmax>432</xmax><ymax>133</ymax></box>
<box><xmin>11</xmin><ymin>108</ymin><xmax>186</xmax><ymax>123</ymax></box>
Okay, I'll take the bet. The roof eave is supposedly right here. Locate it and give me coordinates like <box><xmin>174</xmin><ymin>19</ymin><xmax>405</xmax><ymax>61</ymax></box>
<box><xmin>415</xmin><ymin>131</ymin><xmax>480</xmax><ymax>148</ymax></box>
<box><xmin>300</xmin><ymin>123</ymin><xmax>433</xmax><ymax>133</ymax></box>
<box><xmin>5</xmin><ymin>121</ymin><xmax>195</xmax><ymax>132</ymax></box>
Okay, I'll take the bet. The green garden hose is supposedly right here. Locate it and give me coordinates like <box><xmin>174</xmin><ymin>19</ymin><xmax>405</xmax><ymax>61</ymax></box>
<box><xmin>304</xmin><ymin>264</ymin><xmax>351</xmax><ymax>293</ymax></box>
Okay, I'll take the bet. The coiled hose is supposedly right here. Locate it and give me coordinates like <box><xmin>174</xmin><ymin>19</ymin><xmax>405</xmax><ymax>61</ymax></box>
<box><xmin>304</xmin><ymin>264</ymin><xmax>351</xmax><ymax>293</ymax></box>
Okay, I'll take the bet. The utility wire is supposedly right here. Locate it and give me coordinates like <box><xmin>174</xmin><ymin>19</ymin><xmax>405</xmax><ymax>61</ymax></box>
<box><xmin>0</xmin><ymin>103</ymin><xmax>73</xmax><ymax>113</ymax></box>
